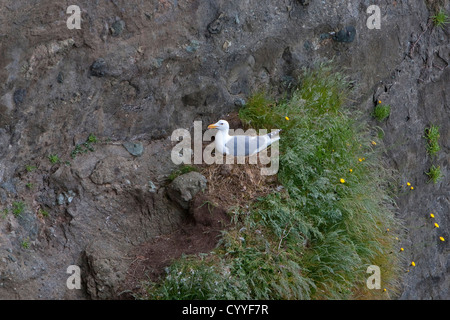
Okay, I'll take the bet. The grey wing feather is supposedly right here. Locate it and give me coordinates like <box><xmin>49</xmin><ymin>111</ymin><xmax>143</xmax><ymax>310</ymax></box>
<box><xmin>225</xmin><ymin>132</ymin><xmax>280</xmax><ymax>156</ymax></box>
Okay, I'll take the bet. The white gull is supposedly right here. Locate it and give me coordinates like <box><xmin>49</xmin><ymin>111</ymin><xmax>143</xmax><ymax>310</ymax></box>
<box><xmin>207</xmin><ymin>120</ymin><xmax>281</xmax><ymax>156</ymax></box>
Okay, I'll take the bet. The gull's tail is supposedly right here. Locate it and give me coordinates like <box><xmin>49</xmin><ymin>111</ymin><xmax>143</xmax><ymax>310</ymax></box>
<box><xmin>267</xmin><ymin>129</ymin><xmax>282</xmax><ymax>141</ymax></box>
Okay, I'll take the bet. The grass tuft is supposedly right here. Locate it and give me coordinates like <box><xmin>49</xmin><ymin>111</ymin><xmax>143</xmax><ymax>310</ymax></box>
<box><xmin>424</xmin><ymin>125</ymin><xmax>440</xmax><ymax>157</ymax></box>
<box><xmin>432</xmin><ymin>9</ymin><xmax>449</xmax><ymax>28</ymax></box>
<box><xmin>168</xmin><ymin>165</ymin><xmax>199</xmax><ymax>181</ymax></box>
<box><xmin>373</xmin><ymin>104</ymin><xmax>391</xmax><ymax>122</ymax></box>
<box><xmin>48</xmin><ymin>154</ymin><xmax>60</xmax><ymax>164</ymax></box>
<box><xmin>12</xmin><ymin>201</ymin><xmax>26</xmax><ymax>217</ymax></box>
<box><xmin>426</xmin><ymin>165</ymin><xmax>443</xmax><ymax>184</ymax></box>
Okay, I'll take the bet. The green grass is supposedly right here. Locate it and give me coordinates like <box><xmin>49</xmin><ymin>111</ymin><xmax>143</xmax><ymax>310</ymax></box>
<box><xmin>21</xmin><ymin>238</ymin><xmax>30</xmax><ymax>249</ymax></box>
<box><xmin>71</xmin><ymin>133</ymin><xmax>98</xmax><ymax>159</ymax></box>
<box><xmin>12</xmin><ymin>201</ymin><xmax>26</xmax><ymax>217</ymax></box>
<box><xmin>48</xmin><ymin>154</ymin><xmax>61</xmax><ymax>164</ymax></box>
<box><xmin>432</xmin><ymin>9</ymin><xmax>449</xmax><ymax>28</ymax></box>
<box><xmin>373</xmin><ymin>104</ymin><xmax>391</xmax><ymax>122</ymax></box>
<box><xmin>25</xmin><ymin>165</ymin><xmax>37</xmax><ymax>173</ymax></box>
<box><xmin>168</xmin><ymin>165</ymin><xmax>199</xmax><ymax>181</ymax></box>
<box><xmin>139</xmin><ymin>62</ymin><xmax>403</xmax><ymax>300</ymax></box>
<box><xmin>426</xmin><ymin>165</ymin><xmax>443</xmax><ymax>184</ymax></box>
<box><xmin>424</xmin><ymin>125</ymin><xmax>440</xmax><ymax>157</ymax></box>
<box><xmin>39</xmin><ymin>208</ymin><xmax>49</xmax><ymax>218</ymax></box>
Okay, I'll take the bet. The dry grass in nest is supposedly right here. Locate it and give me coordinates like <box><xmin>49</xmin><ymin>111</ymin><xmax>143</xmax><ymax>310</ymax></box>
<box><xmin>199</xmin><ymin>161</ymin><xmax>279</xmax><ymax>211</ymax></box>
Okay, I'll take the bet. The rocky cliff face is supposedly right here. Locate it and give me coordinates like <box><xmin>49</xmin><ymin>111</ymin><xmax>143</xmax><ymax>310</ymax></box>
<box><xmin>0</xmin><ymin>0</ymin><xmax>448</xmax><ymax>299</ymax></box>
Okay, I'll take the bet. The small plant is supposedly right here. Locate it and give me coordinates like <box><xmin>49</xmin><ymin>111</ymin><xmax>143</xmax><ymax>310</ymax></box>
<box><xmin>21</xmin><ymin>238</ymin><xmax>30</xmax><ymax>249</ymax></box>
<box><xmin>373</xmin><ymin>104</ymin><xmax>391</xmax><ymax>121</ymax></box>
<box><xmin>87</xmin><ymin>133</ymin><xmax>98</xmax><ymax>144</ymax></box>
<box><xmin>168</xmin><ymin>165</ymin><xmax>199</xmax><ymax>181</ymax></box>
<box><xmin>12</xmin><ymin>201</ymin><xmax>26</xmax><ymax>217</ymax></box>
<box><xmin>25</xmin><ymin>165</ymin><xmax>37</xmax><ymax>173</ymax></box>
<box><xmin>39</xmin><ymin>208</ymin><xmax>49</xmax><ymax>218</ymax></box>
<box><xmin>48</xmin><ymin>154</ymin><xmax>61</xmax><ymax>164</ymax></box>
<box><xmin>1</xmin><ymin>208</ymin><xmax>8</xmax><ymax>219</ymax></box>
<box><xmin>25</xmin><ymin>182</ymin><xmax>34</xmax><ymax>190</ymax></box>
<box><xmin>424</xmin><ymin>125</ymin><xmax>440</xmax><ymax>157</ymax></box>
<box><xmin>71</xmin><ymin>133</ymin><xmax>98</xmax><ymax>159</ymax></box>
<box><xmin>432</xmin><ymin>9</ymin><xmax>449</xmax><ymax>28</ymax></box>
<box><xmin>426</xmin><ymin>165</ymin><xmax>443</xmax><ymax>184</ymax></box>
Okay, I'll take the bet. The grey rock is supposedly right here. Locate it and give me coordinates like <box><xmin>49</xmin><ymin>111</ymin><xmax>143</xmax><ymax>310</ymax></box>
<box><xmin>90</xmin><ymin>58</ymin><xmax>107</xmax><ymax>77</ymax></box>
<box><xmin>332</xmin><ymin>26</ymin><xmax>356</xmax><ymax>43</ymax></box>
<box><xmin>319</xmin><ymin>33</ymin><xmax>331</xmax><ymax>40</ymax></box>
<box><xmin>234</xmin><ymin>98</ymin><xmax>246</xmax><ymax>107</ymax></box>
<box><xmin>84</xmin><ymin>239</ymin><xmax>130</xmax><ymax>300</ymax></box>
<box><xmin>122</xmin><ymin>142</ymin><xmax>144</xmax><ymax>157</ymax></box>
<box><xmin>111</xmin><ymin>20</ymin><xmax>125</xmax><ymax>37</ymax></box>
<box><xmin>0</xmin><ymin>188</ymin><xmax>7</xmax><ymax>204</ymax></box>
<box><xmin>57</xmin><ymin>193</ymin><xmax>65</xmax><ymax>205</ymax></box>
<box><xmin>0</xmin><ymin>180</ymin><xmax>17</xmax><ymax>195</ymax></box>
<box><xmin>57</xmin><ymin>190</ymin><xmax>76</xmax><ymax>205</ymax></box>
<box><xmin>18</xmin><ymin>211</ymin><xmax>39</xmax><ymax>241</ymax></box>
<box><xmin>13</xmin><ymin>88</ymin><xmax>26</xmax><ymax>105</ymax></box>
<box><xmin>185</xmin><ymin>40</ymin><xmax>200</xmax><ymax>53</ymax></box>
<box><xmin>57</xmin><ymin>72</ymin><xmax>64</xmax><ymax>84</ymax></box>
<box><xmin>167</xmin><ymin>171</ymin><xmax>207</xmax><ymax>209</ymax></box>
<box><xmin>148</xmin><ymin>180</ymin><xmax>157</xmax><ymax>193</ymax></box>
<box><xmin>207</xmin><ymin>13</ymin><xmax>226</xmax><ymax>34</ymax></box>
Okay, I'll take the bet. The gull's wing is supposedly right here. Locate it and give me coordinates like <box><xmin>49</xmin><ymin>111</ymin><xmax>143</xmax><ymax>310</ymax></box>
<box><xmin>225</xmin><ymin>131</ymin><xmax>280</xmax><ymax>156</ymax></box>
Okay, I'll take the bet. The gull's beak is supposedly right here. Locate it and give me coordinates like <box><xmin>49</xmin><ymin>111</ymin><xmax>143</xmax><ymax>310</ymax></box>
<box><xmin>208</xmin><ymin>123</ymin><xmax>218</xmax><ymax>129</ymax></box>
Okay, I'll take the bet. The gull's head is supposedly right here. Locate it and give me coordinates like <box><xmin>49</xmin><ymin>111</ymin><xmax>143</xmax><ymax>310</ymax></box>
<box><xmin>208</xmin><ymin>120</ymin><xmax>229</xmax><ymax>131</ymax></box>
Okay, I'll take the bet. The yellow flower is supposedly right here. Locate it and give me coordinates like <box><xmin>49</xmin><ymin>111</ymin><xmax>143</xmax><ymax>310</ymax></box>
<box><xmin>349</xmin><ymin>169</ymin><xmax>353</xmax><ymax>173</ymax></box>
<box><xmin>395</xmin><ymin>237</ymin><xmax>399</xmax><ymax>240</ymax></box>
<box><xmin>362</xmin><ymin>157</ymin><xmax>366</xmax><ymax>161</ymax></box>
<box><xmin>378</xmin><ymin>100</ymin><xmax>382</xmax><ymax>104</ymax></box>
<box><xmin>340</xmin><ymin>178</ymin><xmax>345</xmax><ymax>184</ymax></box>
<box><xmin>406</xmin><ymin>182</ymin><xmax>411</xmax><ymax>186</ymax></box>
<box><xmin>430</xmin><ymin>213</ymin><xmax>435</xmax><ymax>218</ymax></box>
<box><xmin>411</xmin><ymin>261</ymin><xmax>416</xmax><ymax>267</ymax></box>
<box><xmin>400</xmin><ymin>248</ymin><xmax>404</xmax><ymax>252</ymax></box>
<box><xmin>358</xmin><ymin>158</ymin><xmax>362</xmax><ymax>162</ymax></box>
<box><xmin>386</xmin><ymin>228</ymin><xmax>390</xmax><ymax>232</ymax></box>
<box><xmin>440</xmin><ymin>237</ymin><xmax>445</xmax><ymax>242</ymax></box>
<box><xmin>371</xmin><ymin>141</ymin><xmax>377</xmax><ymax>145</ymax></box>
<box><xmin>434</xmin><ymin>223</ymin><xmax>439</xmax><ymax>228</ymax></box>
<box><xmin>410</xmin><ymin>186</ymin><xmax>414</xmax><ymax>190</ymax></box>
<box><xmin>383</xmin><ymin>288</ymin><xmax>387</xmax><ymax>292</ymax></box>
<box><xmin>285</xmin><ymin>116</ymin><xmax>290</xmax><ymax>121</ymax></box>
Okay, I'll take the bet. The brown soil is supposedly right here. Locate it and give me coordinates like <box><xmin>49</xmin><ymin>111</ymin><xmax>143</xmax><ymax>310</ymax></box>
<box><xmin>119</xmin><ymin>193</ymin><xmax>230</xmax><ymax>299</ymax></box>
